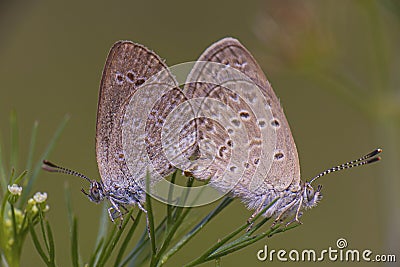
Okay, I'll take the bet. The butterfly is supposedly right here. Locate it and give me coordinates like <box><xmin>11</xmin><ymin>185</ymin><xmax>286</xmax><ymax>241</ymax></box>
<box><xmin>43</xmin><ymin>38</ymin><xmax>382</xmax><ymax>228</ymax></box>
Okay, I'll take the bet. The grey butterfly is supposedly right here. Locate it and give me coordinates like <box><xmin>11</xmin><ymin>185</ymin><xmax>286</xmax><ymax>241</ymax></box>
<box><xmin>42</xmin><ymin>38</ymin><xmax>381</xmax><ymax>228</ymax></box>
<box><xmin>182</xmin><ymin>37</ymin><xmax>382</xmax><ymax>226</ymax></box>
<box><xmin>43</xmin><ymin>41</ymin><xmax>197</xmax><ymax>222</ymax></box>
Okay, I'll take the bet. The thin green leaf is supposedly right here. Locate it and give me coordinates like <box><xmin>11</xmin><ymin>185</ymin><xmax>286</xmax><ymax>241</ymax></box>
<box><xmin>0</xmin><ymin>191</ymin><xmax>9</xmax><ymax>218</ymax></box>
<box><xmin>245</xmin><ymin>216</ymin><xmax>271</xmax><ymax>236</ymax></box>
<box><xmin>0</xmin><ymin>132</ymin><xmax>7</xmax><ymax>195</ymax></box>
<box><xmin>160</xmin><ymin>197</ymin><xmax>233</xmax><ymax>264</ymax></box>
<box><xmin>185</xmin><ymin>198</ymin><xmax>280</xmax><ymax>267</ymax></box>
<box><xmin>95</xmin><ymin>201</ymin><xmax>109</xmax><ymax>249</ymax></box>
<box><xmin>208</xmin><ymin>224</ymin><xmax>300</xmax><ymax>263</ymax></box>
<box><xmin>29</xmin><ymin>218</ymin><xmax>49</xmax><ymax>265</ymax></box>
<box><xmin>97</xmin><ymin>209</ymin><xmax>135</xmax><ymax>267</ymax></box>
<box><xmin>46</xmin><ymin>221</ymin><xmax>56</xmax><ymax>265</ymax></box>
<box><xmin>26</xmin><ymin>120</ymin><xmax>39</xmax><ymax>173</ymax></box>
<box><xmin>88</xmin><ymin>238</ymin><xmax>104</xmax><ymax>267</ymax></box>
<box><xmin>8</xmin><ymin>168</ymin><xmax>15</xmax><ymax>187</ymax></box>
<box><xmin>173</xmin><ymin>177</ymin><xmax>194</xmax><ymax>219</ymax></box>
<box><xmin>208</xmin><ymin>236</ymin><xmax>260</xmax><ymax>261</ymax></box>
<box><xmin>21</xmin><ymin>114</ymin><xmax>69</xmax><ymax>204</ymax></box>
<box><xmin>152</xmin><ymin>179</ymin><xmax>195</xmax><ymax>266</ymax></box>
<box><xmin>114</xmin><ymin>211</ymin><xmax>142</xmax><ymax>267</ymax></box>
<box><xmin>71</xmin><ymin>217</ymin><xmax>79</xmax><ymax>267</ymax></box>
<box><xmin>39</xmin><ymin>213</ymin><xmax>50</xmax><ymax>254</ymax></box>
<box><xmin>122</xmin><ymin>218</ymin><xmax>167</xmax><ymax>267</ymax></box>
<box><xmin>10</xmin><ymin>110</ymin><xmax>19</xmax><ymax>171</ymax></box>
<box><xmin>185</xmin><ymin>222</ymin><xmax>248</xmax><ymax>267</ymax></box>
<box><xmin>95</xmin><ymin>225</ymin><xmax>118</xmax><ymax>267</ymax></box>
<box><xmin>146</xmin><ymin>170</ymin><xmax>157</xmax><ymax>258</ymax></box>
<box><xmin>166</xmin><ymin>171</ymin><xmax>177</xmax><ymax>230</ymax></box>
<box><xmin>10</xmin><ymin>204</ymin><xmax>18</xmax><ymax>248</ymax></box>
<box><xmin>13</xmin><ymin>170</ymin><xmax>27</xmax><ymax>185</ymax></box>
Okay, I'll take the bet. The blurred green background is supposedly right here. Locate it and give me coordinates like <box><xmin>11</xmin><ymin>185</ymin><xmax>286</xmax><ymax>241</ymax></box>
<box><xmin>1</xmin><ymin>0</ymin><xmax>399</xmax><ymax>266</ymax></box>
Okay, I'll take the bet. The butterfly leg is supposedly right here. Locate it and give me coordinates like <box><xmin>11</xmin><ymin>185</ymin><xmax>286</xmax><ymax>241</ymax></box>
<box><xmin>137</xmin><ymin>202</ymin><xmax>151</xmax><ymax>239</ymax></box>
<box><xmin>109</xmin><ymin>197</ymin><xmax>124</xmax><ymax>228</ymax></box>
<box><xmin>108</xmin><ymin>207</ymin><xmax>116</xmax><ymax>222</ymax></box>
<box><xmin>246</xmin><ymin>194</ymin><xmax>268</xmax><ymax>231</ymax></box>
<box><xmin>285</xmin><ymin>196</ymin><xmax>304</xmax><ymax>227</ymax></box>
<box><xmin>120</xmin><ymin>204</ymin><xmax>135</xmax><ymax>222</ymax></box>
<box><xmin>271</xmin><ymin>199</ymin><xmax>298</xmax><ymax>227</ymax></box>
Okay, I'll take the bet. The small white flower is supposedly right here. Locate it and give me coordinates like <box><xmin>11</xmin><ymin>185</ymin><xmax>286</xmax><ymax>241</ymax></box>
<box><xmin>44</xmin><ymin>205</ymin><xmax>50</xmax><ymax>212</ymax></box>
<box><xmin>33</xmin><ymin>192</ymin><xmax>47</xmax><ymax>203</ymax></box>
<box><xmin>8</xmin><ymin>184</ymin><xmax>22</xmax><ymax>196</ymax></box>
<box><xmin>32</xmin><ymin>205</ymin><xmax>38</xmax><ymax>213</ymax></box>
<box><xmin>28</xmin><ymin>198</ymin><xmax>36</xmax><ymax>205</ymax></box>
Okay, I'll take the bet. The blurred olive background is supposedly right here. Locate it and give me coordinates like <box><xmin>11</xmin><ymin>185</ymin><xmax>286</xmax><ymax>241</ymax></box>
<box><xmin>1</xmin><ymin>0</ymin><xmax>399</xmax><ymax>266</ymax></box>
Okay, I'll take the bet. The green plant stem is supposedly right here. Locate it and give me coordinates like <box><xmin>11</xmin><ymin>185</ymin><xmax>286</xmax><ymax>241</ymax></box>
<box><xmin>122</xmin><ymin>218</ymin><xmax>167</xmax><ymax>266</ymax></box>
<box><xmin>10</xmin><ymin>110</ymin><xmax>18</xmax><ymax>171</ymax></box>
<box><xmin>0</xmin><ymin>134</ymin><xmax>7</xmax><ymax>195</ymax></box>
<box><xmin>114</xmin><ymin>211</ymin><xmax>142</xmax><ymax>266</ymax></box>
<box><xmin>151</xmin><ymin>178</ymin><xmax>195</xmax><ymax>266</ymax></box>
<box><xmin>71</xmin><ymin>217</ymin><xmax>79</xmax><ymax>267</ymax></box>
<box><xmin>146</xmin><ymin>171</ymin><xmax>157</xmax><ymax>260</ymax></box>
<box><xmin>184</xmin><ymin>198</ymin><xmax>281</xmax><ymax>267</ymax></box>
<box><xmin>160</xmin><ymin>197</ymin><xmax>233</xmax><ymax>264</ymax></box>
<box><xmin>166</xmin><ymin>171</ymin><xmax>177</xmax><ymax>232</ymax></box>
<box><xmin>21</xmin><ymin>115</ymin><xmax>69</xmax><ymax>204</ymax></box>
<box><xmin>96</xmin><ymin>208</ymin><xmax>135</xmax><ymax>267</ymax></box>
<box><xmin>26</xmin><ymin>121</ymin><xmax>39</xmax><ymax>175</ymax></box>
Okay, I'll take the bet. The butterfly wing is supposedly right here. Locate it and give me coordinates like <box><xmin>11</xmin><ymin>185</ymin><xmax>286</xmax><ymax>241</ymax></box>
<box><xmin>184</xmin><ymin>37</ymin><xmax>300</xmax><ymax>192</ymax></box>
<box><xmin>96</xmin><ymin>41</ymin><xmax>195</xmax><ymax>193</ymax></box>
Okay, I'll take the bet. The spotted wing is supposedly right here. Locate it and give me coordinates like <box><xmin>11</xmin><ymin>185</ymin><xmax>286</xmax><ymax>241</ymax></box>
<box><xmin>96</xmin><ymin>41</ymin><xmax>196</xmax><ymax>192</ymax></box>
<box><xmin>184</xmin><ymin>37</ymin><xmax>300</xmax><ymax>192</ymax></box>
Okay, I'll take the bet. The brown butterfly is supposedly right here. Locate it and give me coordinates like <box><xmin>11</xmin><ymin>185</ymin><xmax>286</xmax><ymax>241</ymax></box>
<box><xmin>43</xmin><ymin>38</ymin><xmax>382</xmax><ymax>228</ymax></box>
<box><xmin>181</xmin><ymin>38</ymin><xmax>381</xmax><ymax>226</ymax></box>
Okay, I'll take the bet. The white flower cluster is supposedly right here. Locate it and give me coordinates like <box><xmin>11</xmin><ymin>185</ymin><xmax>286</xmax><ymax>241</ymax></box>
<box><xmin>8</xmin><ymin>184</ymin><xmax>22</xmax><ymax>196</ymax></box>
<box><xmin>33</xmin><ymin>192</ymin><xmax>48</xmax><ymax>203</ymax></box>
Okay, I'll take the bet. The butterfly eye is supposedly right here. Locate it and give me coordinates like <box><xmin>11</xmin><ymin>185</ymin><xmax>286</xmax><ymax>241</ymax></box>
<box><xmin>306</xmin><ymin>188</ymin><xmax>314</xmax><ymax>201</ymax></box>
<box><xmin>89</xmin><ymin>182</ymin><xmax>102</xmax><ymax>202</ymax></box>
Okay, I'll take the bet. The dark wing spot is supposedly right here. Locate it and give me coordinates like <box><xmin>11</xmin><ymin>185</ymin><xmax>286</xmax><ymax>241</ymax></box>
<box><xmin>239</xmin><ymin>111</ymin><xmax>250</xmax><ymax>120</ymax></box>
<box><xmin>231</xmin><ymin>119</ymin><xmax>241</xmax><ymax>127</ymax></box>
<box><xmin>116</xmin><ymin>74</ymin><xmax>124</xmax><ymax>83</ymax></box>
<box><xmin>218</xmin><ymin>146</ymin><xmax>227</xmax><ymax>158</ymax></box>
<box><xmin>226</xmin><ymin>140</ymin><xmax>233</xmax><ymax>147</ymax></box>
<box><xmin>258</xmin><ymin>120</ymin><xmax>266</xmax><ymax>128</ymax></box>
<box><xmin>126</xmin><ymin>71</ymin><xmax>135</xmax><ymax>82</ymax></box>
<box><xmin>271</xmin><ymin>119</ymin><xmax>280</xmax><ymax>127</ymax></box>
<box><xmin>135</xmin><ymin>78</ymin><xmax>146</xmax><ymax>87</ymax></box>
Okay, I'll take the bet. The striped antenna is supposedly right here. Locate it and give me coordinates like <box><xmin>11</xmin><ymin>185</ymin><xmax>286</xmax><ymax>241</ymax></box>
<box><xmin>42</xmin><ymin>160</ymin><xmax>92</xmax><ymax>183</ymax></box>
<box><xmin>308</xmin><ymin>148</ymin><xmax>382</xmax><ymax>185</ymax></box>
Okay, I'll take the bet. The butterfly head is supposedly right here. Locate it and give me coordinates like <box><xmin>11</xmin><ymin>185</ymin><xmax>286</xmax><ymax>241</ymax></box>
<box><xmin>83</xmin><ymin>180</ymin><xmax>106</xmax><ymax>203</ymax></box>
<box><xmin>302</xmin><ymin>182</ymin><xmax>323</xmax><ymax>209</ymax></box>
